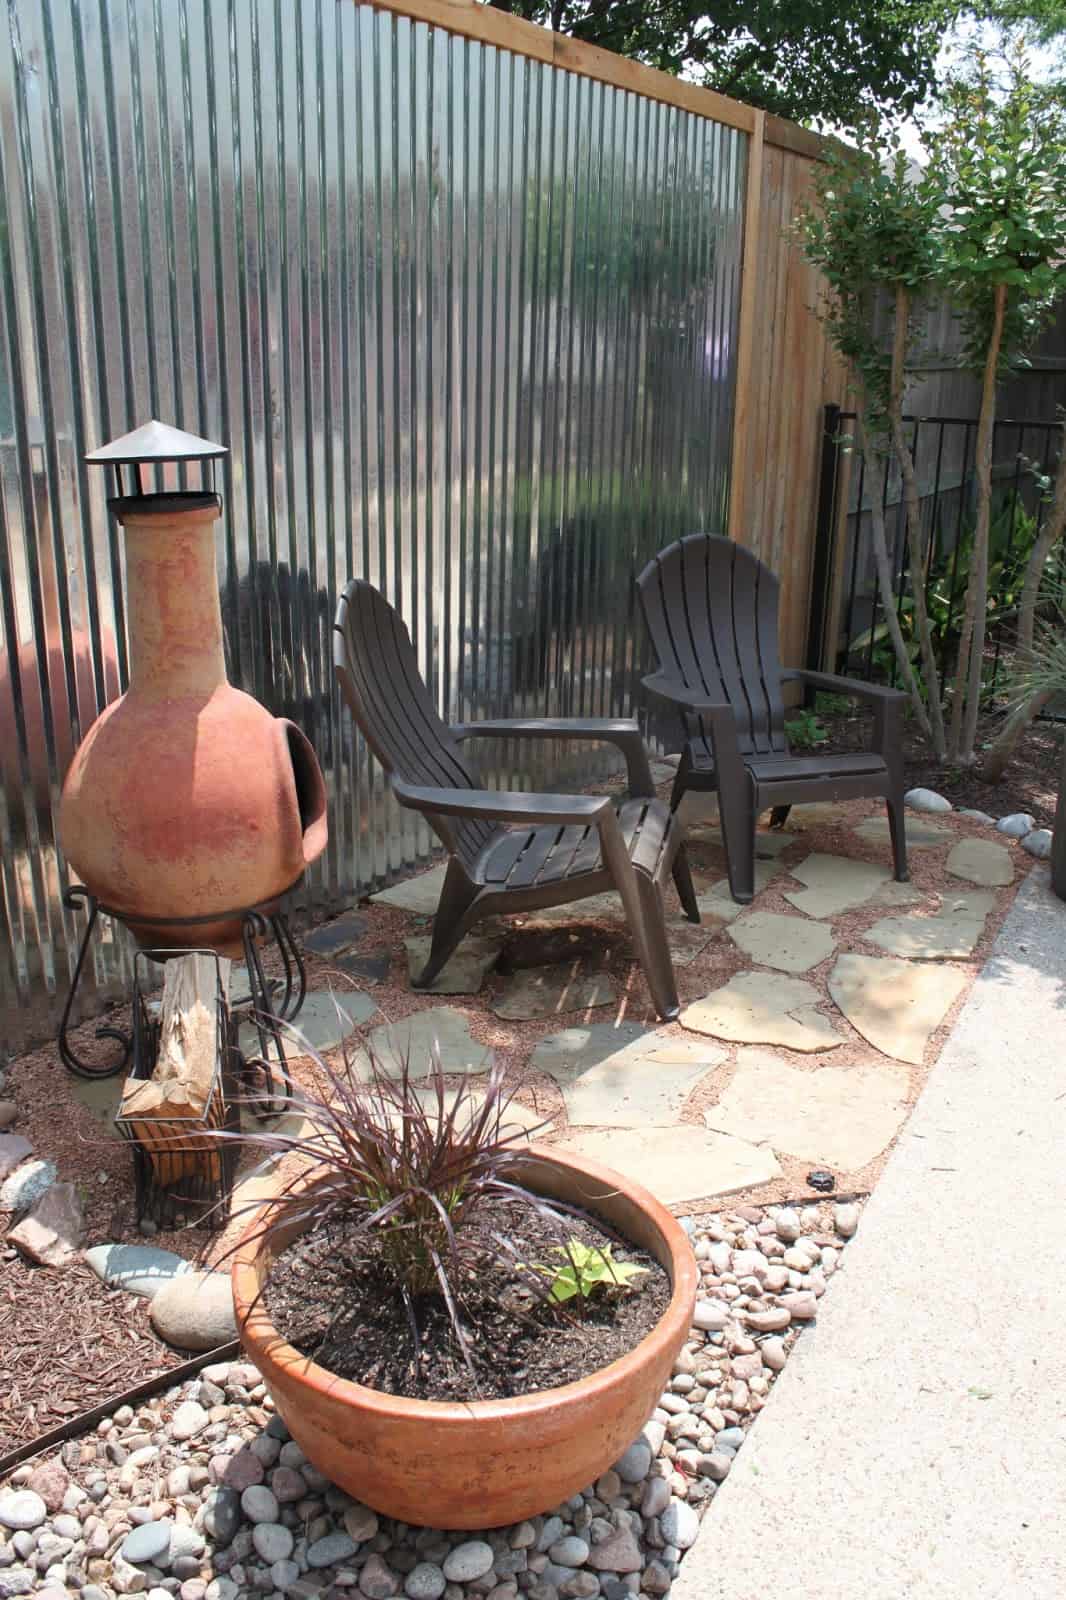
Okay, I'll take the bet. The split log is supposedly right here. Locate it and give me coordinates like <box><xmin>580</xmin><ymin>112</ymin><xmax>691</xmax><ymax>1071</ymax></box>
<box><xmin>120</xmin><ymin>953</ymin><xmax>230</xmax><ymax>1183</ymax></box>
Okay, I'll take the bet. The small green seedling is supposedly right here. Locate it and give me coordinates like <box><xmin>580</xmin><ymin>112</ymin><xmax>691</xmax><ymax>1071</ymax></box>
<box><xmin>784</xmin><ymin>709</ymin><xmax>829</xmax><ymax>750</ymax></box>
<box><xmin>524</xmin><ymin>1238</ymin><xmax>647</xmax><ymax>1305</ymax></box>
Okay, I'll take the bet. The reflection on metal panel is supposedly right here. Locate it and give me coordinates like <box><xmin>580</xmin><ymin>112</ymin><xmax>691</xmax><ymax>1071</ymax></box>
<box><xmin>0</xmin><ymin>0</ymin><xmax>745</xmax><ymax>1047</ymax></box>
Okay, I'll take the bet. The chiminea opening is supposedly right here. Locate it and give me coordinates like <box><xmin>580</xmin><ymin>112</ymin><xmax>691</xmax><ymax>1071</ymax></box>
<box><xmin>285</xmin><ymin>721</ymin><xmax>329</xmax><ymax>862</ymax></box>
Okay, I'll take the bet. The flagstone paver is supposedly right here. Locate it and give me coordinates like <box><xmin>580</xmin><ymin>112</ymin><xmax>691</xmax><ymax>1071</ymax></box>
<box><xmin>855</xmin><ymin>815</ymin><xmax>952</xmax><ymax>849</ymax></box>
<box><xmin>404</xmin><ymin>934</ymin><xmax>504</xmax><ymax>994</ymax></box>
<box><xmin>363</xmin><ymin>1007</ymin><xmax>491</xmax><ymax>1078</ymax></box>
<box><xmin>704</xmin><ymin>1047</ymin><xmax>910</xmax><ymax>1169</ymax></box>
<box><xmin>871</xmin><ymin>878</ymin><xmax>928</xmax><ymax>908</ymax></box>
<box><xmin>784</xmin><ymin>853</ymin><xmax>891</xmax><ymax>918</ymax></box>
<box><xmin>370</xmin><ymin>862</ymin><xmax>448</xmax><ymax>915</ymax></box>
<box><xmin>492</xmin><ymin>965</ymin><xmax>618</xmax><ymax>1020</ymax></box>
<box><xmin>335</xmin><ymin>949</ymin><xmax>392</xmax><ymax>985</ymax></box>
<box><xmin>664</xmin><ymin>913</ymin><xmax>722</xmax><ymax>965</ymax></box>
<box><xmin>946</xmin><ymin>837</ymin><xmax>1015</xmax><ymax>888</ymax></box>
<box><xmin>693</xmin><ymin>860</ymin><xmax>786</xmax><ymax>922</ymax></box>
<box><xmin>829</xmin><ymin>953</ymin><xmax>968</xmax><ymax>1064</ymax></box>
<box><xmin>531</xmin><ymin>1022</ymin><xmax>723</xmax><ymax>1127</ymax></box>
<box><xmin>303</xmin><ymin>911</ymin><xmax>369</xmax><ymax>956</ymax></box>
<box><xmin>865</xmin><ymin>891</ymin><xmax>995</xmax><ymax>960</ymax></box>
<box><xmin>728</xmin><ymin>910</ymin><xmax>837</xmax><ymax>974</ymax></box>
<box><xmin>695</xmin><ymin>827</ymin><xmax>795</xmax><ymax>858</ymax></box>
<box><xmin>556</xmin><ymin>1124</ymin><xmax>782</xmax><ymax>1205</ymax></box>
<box><xmin>681</xmin><ymin>972</ymin><xmax>842</xmax><ymax>1052</ymax></box>
<box><xmin>238</xmin><ymin>988</ymin><xmax>378</xmax><ymax>1060</ymax></box>
<box><xmin>776</xmin><ymin>802</ymin><xmax>856</xmax><ymax>830</ymax></box>
<box><xmin>385</xmin><ymin>1086</ymin><xmax>548</xmax><ymax>1139</ymax></box>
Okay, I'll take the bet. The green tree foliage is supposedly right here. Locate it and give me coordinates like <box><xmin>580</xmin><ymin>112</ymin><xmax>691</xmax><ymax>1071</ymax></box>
<box><xmin>485</xmin><ymin>0</ymin><xmax>960</xmax><ymax>126</ymax></box>
<box><xmin>926</xmin><ymin>43</ymin><xmax>1066</xmax><ymax>761</ymax></box>
<box><xmin>798</xmin><ymin>125</ymin><xmax>947</xmax><ymax>751</ymax></box>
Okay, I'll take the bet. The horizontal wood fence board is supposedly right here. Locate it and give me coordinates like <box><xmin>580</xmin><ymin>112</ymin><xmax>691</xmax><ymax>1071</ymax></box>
<box><xmin>364</xmin><ymin>0</ymin><xmax>759</xmax><ymax>130</ymax></box>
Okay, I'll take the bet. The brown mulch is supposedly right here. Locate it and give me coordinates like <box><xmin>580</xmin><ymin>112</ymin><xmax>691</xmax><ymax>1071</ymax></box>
<box><xmin>0</xmin><ymin>1256</ymin><xmax>182</xmax><ymax>1457</ymax></box>
<box><xmin>264</xmin><ymin>1196</ymin><xmax>669</xmax><ymax>1403</ymax></box>
<box><xmin>817</xmin><ymin>698</ymin><xmax>1063</xmax><ymax>826</ymax></box>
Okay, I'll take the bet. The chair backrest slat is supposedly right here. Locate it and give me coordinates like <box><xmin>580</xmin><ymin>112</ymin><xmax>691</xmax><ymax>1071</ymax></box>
<box><xmin>637</xmin><ymin>534</ymin><xmax>787</xmax><ymax>756</ymax></box>
<box><xmin>333</xmin><ymin>581</ymin><xmax>494</xmax><ymax>864</ymax></box>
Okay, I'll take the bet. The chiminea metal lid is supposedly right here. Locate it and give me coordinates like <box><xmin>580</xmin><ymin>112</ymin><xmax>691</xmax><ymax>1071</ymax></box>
<box><xmin>85</xmin><ymin>419</ymin><xmax>227</xmax><ymax>465</ymax></box>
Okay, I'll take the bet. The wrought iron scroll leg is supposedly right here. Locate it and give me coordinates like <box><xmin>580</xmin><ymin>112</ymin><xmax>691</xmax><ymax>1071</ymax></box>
<box><xmin>270</xmin><ymin>912</ymin><xmax>306</xmax><ymax>1023</ymax></box>
<box><xmin>57</xmin><ymin>888</ymin><xmax>132</xmax><ymax>1079</ymax></box>
<box><xmin>239</xmin><ymin>912</ymin><xmax>291</xmax><ymax>1116</ymax></box>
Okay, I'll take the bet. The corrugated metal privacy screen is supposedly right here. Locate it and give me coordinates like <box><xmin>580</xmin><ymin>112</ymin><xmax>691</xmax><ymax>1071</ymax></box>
<box><xmin>0</xmin><ymin>0</ymin><xmax>746</xmax><ymax>1046</ymax></box>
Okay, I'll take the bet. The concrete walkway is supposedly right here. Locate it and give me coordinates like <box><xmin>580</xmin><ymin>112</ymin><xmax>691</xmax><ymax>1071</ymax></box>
<box><xmin>673</xmin><ymin>866</ymin><xmax>1066</xmax><ymax>1600</ymax></box>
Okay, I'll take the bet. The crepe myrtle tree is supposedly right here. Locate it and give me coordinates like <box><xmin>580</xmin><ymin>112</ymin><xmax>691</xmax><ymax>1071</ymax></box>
<box><xmin>798</xmin><ymin>123</ymin><xmax>948</xmax><ymax>754</ymax></box>
<box><xmin>927</xmin><ymin>43</ymin><xmax>1066</xmax><ymax>765</ymax></box>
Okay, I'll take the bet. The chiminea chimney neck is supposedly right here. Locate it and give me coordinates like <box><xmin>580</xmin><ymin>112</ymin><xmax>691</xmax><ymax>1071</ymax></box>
<box><xmin>117</xmin><ymin>495</ymin><xmax>227</xmax><ymax>698</ymax></box>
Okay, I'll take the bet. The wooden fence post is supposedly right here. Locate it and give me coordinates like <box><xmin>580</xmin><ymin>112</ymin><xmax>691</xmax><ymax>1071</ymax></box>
<box><xmin>727</xmin><ymin>109</ymin><xmax>765</xmax><ymax>546</ymax></box>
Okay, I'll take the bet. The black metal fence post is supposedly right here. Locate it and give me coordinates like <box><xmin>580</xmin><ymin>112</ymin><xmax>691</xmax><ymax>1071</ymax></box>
<box><xmin>804</xmin><ymin>403</ymin><xmax>843</xmax><ymax>692</ymax></box>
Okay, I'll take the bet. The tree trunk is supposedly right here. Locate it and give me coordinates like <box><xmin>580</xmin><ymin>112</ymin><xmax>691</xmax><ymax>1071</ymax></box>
<box><xmin>1052</xmin><ymin>739</ymin><xmax>1066</xmax><ymax>902</ymax></box>
<box><xmin>857</xmin><ymin>413</ymin><xmax>933</xmax><ymax>741</ymax></box>
<box><xmin>950</xmin><ymin>281</ymin><xmax>1008</xmax><ymax>763</ymax></box>
<box><xmin>888</xmin><ymin>284</ymin><xmax>947</xmax><ymax>759</ymax></box>
<box><xmin>981</xmin><ymin>426</ymin><xmax>1066</xmax><ymax>782</ymax></box>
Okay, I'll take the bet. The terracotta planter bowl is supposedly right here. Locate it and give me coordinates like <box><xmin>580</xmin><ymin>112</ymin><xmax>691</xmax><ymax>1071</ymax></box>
<box><xmin>231</xmin><ymin>1145</ymin><xmax>698</xmax><ymax>1529</ymax></box>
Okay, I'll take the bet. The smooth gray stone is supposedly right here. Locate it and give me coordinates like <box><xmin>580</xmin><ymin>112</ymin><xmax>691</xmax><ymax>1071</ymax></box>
<box><xmin>83</xmin><ymin>1244</ymin><xmax>192</xmax><ymax>1300</ymax></box>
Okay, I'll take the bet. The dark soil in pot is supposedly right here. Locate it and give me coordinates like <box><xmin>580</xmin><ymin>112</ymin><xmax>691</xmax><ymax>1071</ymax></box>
<box><xmin>263</xmin><ymin>1196</ymin><xmax>671</xmax><ymax>1403</ymax></box>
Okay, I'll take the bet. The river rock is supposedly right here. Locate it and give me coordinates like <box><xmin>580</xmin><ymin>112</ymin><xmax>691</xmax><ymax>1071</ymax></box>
<box><xmin>0</xmin><ymin>1491</ymin><xmax>47</xmax><ymax>1531</ymax></box>
<box><xmin>170</xmin><ymin>1401</ymin><xmax>209</xmax><ymax>1441</ymax></box>
<box><xmin>1022</xmin><ymin>828</ymin><xmax>1053</xmax><ymax>859</ymax></box>
<box><xmin>904</xmin><ymin>788</ymin><xmax>952</xmax><ymax>813</ymax></box>
<box><xmin>0</xmin><ymin>1134</ymin><xmax>32</xmax><ymax>1181</ymax></box>
<box><xmin>150</xmin><ymin>1271</ymin><xmax>236</xmax><ymax>1350</ymax></box>
<box><xmin>660</xmin><ymin>1499</ymin><xmax>699</xmax><ymax>1551</ymax></box>
<box><xmin>0</xmin><ymin>1157</ymin><xmax>56</xmax><ymax>1212</ymax></box>
<box><xmin>308</xmin><ymin>1532</ymin><xmax>359</xmax><ymax>1569</ymax></box>
<box><xmin>84</xmin><ymin>1244</ymin><xmax>193</xmax><ymax>1300</ymax></box>
<box><xmin>360</xmin><ymin>1554</ymin><xmax>400</xmax><ymax>1598</ymax></box>
<box><xmin>405</xmin><ymin>1563</ymin><xmax>447</xmax><ymax>1600</ymax></box>
<box><xmin>442</xmin><ymin>1542</ymin><xmax>494</xmax><ymax>1583</ymax></box>
<box><xmin>121</xmin><ymin>1521</ymin><xmax>172</xmax><ymax>1565</ymax></box>
<box><xmin>25</xmin><ymin>1462</ymin><xmax>69</xmax><ymax>1514</ymax></box>
<box><xmin>586</xmin><ymin>1527</ymin><xmax>643</xmax><ymax>1573</ymax></box>
<box><xmin>996</xmin><ymin>812</ymin><xmax>1035</xmax><ymax>838</ymax></box>
<box><xmin>252</xmin><ymin>1523</ymin><xmax>294</xmax><ymax>1564</ymax></box>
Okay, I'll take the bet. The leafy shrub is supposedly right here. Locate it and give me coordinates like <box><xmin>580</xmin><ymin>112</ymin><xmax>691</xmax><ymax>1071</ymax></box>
<box><xmin>784</xmin><ymin>709</ymin><xmax>830</xmax><ymax>750</ymax></box>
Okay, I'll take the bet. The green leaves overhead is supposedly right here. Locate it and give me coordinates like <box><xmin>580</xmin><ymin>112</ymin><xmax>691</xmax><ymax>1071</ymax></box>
<box><xmin>797</xmin><ymin>124</ymin><xmax>942</xmax><ymax>432</ymax></box>
<box><xmin>486</xmin><ymin>1</ymin><xmax>959</xmax><ymax>127</ymax></box>
<box><xmin>927</xmin><ymin>43</ymin><xmax>1066</xmax><ymax>371</ymax></box>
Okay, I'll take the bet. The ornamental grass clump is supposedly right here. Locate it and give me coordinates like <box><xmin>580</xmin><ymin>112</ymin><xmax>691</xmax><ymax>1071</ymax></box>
<box><xmin>212</xmin><ymin>1024</ymin><xmax>577</xmax><ymax>1370</ymax></box>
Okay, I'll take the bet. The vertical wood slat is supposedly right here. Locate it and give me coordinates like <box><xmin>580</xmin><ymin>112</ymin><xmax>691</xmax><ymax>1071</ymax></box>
<box><xmin>725</xmin><ymin>107</ymin><xmax>764</xmax><ymax>548</ymax></box>
<box><xmin>729</xmin><ymin>139</ymin><xmax>851</xmax><ymax>678</ymax></box>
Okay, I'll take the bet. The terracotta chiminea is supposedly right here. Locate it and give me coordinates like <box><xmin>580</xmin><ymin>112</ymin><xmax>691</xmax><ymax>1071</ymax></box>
<box><xmin>59</xmin><ymin>421</ymin><xmax>327</xmax><ymax>952</ymax></box>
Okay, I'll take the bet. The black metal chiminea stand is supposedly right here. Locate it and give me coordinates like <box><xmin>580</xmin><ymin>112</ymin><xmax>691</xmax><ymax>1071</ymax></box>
<box><xmin>58</xmin><ymin>886</ymin><xmax>304</xmax><ymax>1116</ymax></box>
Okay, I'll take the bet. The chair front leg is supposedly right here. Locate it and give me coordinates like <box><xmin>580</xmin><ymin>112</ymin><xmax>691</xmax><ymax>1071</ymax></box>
<box><xmin>413</xmin><ymin>858</ymin><xmax>482</xmax><ymax>990</ymax></box>
<box><xmin>672</xmin><ymin>844</ymin><xmax>700</xmax><ymax>923</ymax></box>
<box><xmin>875</xmin><ymin>698</ymin><xmax>909</xmax><ymax>883</ymax></box>
<box><xmin>719</xmin><ymin>769</ymin><xmax>757</xmax><ymax>904</ymax></box>
<box><xmin>597</xmin><ymin>809</ymin><xmax>679</xmax><ymax>1022</ymax></box>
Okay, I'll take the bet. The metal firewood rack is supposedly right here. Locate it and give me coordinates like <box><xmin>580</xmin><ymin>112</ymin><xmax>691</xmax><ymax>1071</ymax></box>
<box><xmin>114</xmin><ymin>949</ymin><xmax>242</xmax><ymax>1231</ymax></box>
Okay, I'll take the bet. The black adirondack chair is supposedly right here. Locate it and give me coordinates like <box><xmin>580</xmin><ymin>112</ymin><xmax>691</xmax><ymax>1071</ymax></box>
<box><xmin>333</xmin><ymin>580</ymin><xmax>698</xmax><ymax>1020</ymax></box>
<box><xmin>637</xmin><ymin>534</ymin><xmax>908</xmax><ymax>904</ymax></box>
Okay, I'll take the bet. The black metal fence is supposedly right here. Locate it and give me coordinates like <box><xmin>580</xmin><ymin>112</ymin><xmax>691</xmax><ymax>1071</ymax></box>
<box><xmin>808</xmin><ymin>406</ymin><xmax>1064</xmax><ymax>704</ymax></box>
